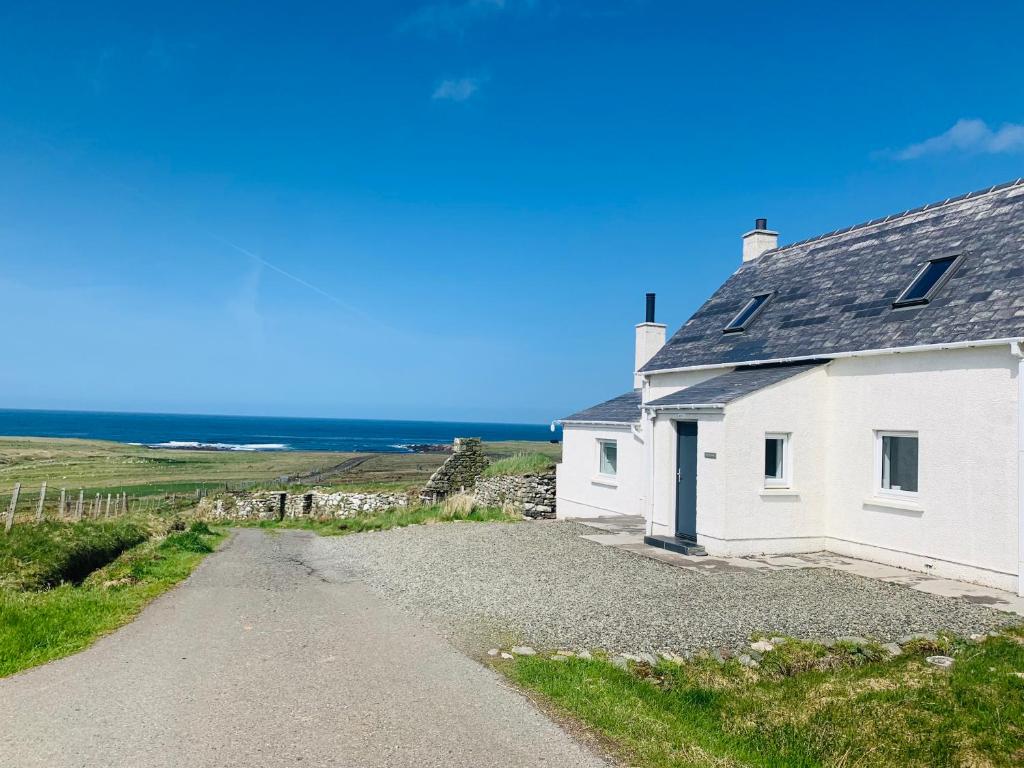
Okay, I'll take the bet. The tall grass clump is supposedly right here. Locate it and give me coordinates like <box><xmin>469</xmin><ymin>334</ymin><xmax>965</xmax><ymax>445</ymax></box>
<box><xmin>482</xmin><ymin>453</ymin><xmax>555</xmax><ymax>477</ymax></box>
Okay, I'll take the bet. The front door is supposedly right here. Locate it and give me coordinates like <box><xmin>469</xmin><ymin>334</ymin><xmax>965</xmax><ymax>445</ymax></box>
<box><xmin>675</xmin><ymin>421</ymin><xmax>698</xmax><ymax>539</ymax></box>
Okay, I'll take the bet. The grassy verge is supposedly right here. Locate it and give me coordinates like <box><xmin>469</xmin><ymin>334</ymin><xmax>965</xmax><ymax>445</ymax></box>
<box><xmin>245</xmin><ymin>501</ymin><xmax>518</xmax><ymax>537</ymax></box>
<box><xmin>0</xmin><ymin>520</ymin><xmax>150</xmax><ymax>590</ymax></box>
<box><xmin>502</xmin><ymin>630</ymin><xmax>1024</xmax><ymax>768</ymax></box>
<box><xmin>482</xmin><ymin>452</ymin><xmax>555</xmax><ymax>477</ymax></box>
<box><xmin>0</xmin><ymin>521</ymin><xmax>223</xmax><ymax>678</ymax></box>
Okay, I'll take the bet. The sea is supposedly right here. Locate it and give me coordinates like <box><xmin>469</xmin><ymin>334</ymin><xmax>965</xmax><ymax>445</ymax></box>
<box><xmin>0</xmin><ymin>409</ymin><xmax>561</xmax><ymax>453</ymax></box>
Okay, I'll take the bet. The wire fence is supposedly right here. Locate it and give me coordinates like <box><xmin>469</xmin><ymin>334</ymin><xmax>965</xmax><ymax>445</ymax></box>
<box><xmin>1</xmin><ymin>482</ymin><xmax>212</xmax><ymax>533</ymax></box>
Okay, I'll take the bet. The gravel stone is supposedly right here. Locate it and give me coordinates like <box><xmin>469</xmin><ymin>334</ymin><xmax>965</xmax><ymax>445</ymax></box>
<box><xmin>319</xmin><ymin>521</ymin><xmax>1012</xmax><ymax>653</ymax></box>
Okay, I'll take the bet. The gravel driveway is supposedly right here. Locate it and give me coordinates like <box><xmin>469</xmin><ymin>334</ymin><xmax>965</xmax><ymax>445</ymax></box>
<box><xmin>311</xmin><ymin>521</ymin><xmax>1013</xmax><ymax>653</ymax></box>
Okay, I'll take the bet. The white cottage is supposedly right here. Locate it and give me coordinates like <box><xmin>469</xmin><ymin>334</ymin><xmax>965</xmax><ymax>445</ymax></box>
<box><xmin>556</xmin><ymin>180</ymin><xmax>1024</xmax><ymax>595</ymax></box>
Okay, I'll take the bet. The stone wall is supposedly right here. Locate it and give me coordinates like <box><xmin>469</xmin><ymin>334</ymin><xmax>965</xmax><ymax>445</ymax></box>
<box><xmin>419</xmin><ymin>437</ymin><xmax>489</xmax><ymax>503</ymax></box>
<box><xmin>473</xmin><ymin>472</ymin><xmax>557</xmax><ymax>519</ymax></box>
<box><xmin>199</xmin><ymin>489</ymin><xmax>409</xmax><ymax>521</ymax></box>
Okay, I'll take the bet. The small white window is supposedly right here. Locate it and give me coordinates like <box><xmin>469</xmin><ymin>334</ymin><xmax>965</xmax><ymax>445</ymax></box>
<box><xmin>876</xmin><ymin>431</ymin><xmax>918</xmax><ymax>495</ymax></box>
<box><xmin>598</xmin><ymin>440</ymin><xmax>618</xmax><ymax>477</ymax></box>
<box><xmin>764</xmin><ymin>433</ymin><xmax>790</xmax><ymax>487</ymax></box>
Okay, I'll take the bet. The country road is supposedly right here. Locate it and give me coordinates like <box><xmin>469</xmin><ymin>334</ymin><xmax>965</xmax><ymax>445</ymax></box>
<box><xmin>0</xmin><ymin>529</ymin><xmax>606</xmax><ymax>768</ymax></box>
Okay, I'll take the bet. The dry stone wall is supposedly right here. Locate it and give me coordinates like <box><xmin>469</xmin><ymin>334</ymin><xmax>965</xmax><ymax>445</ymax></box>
<box><xmin>199</xmin><ymin>489</ymin><xmax>409</xmax><ymax>521</ymax></box>
<box><xmin>419</xmin><ymin>437</ymin><xmax>489</xmax><ymax>503</ymax></box>
<box><xmin>473</xmin><ymin>472</ymin><xmax>557</xmax><ymax>519</ymax></box>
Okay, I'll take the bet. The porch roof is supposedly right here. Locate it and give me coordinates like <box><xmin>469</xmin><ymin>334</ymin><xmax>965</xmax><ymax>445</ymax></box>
<box><xmin>644</xmin><ymin>361</ymin><xmax>826</xmax><ymax>409</ymax></box>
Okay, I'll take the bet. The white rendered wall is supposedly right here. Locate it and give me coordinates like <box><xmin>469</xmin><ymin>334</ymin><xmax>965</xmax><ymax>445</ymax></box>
<box><xmin>711</xmin><ymin>365</ymin><xmax>830</xmax><ymax>553</ymax></box>
<box><xmin>556</xmin><ymin>424</ymin><xmax>644</xmax><ymax>519</ymax></box>
<box><xmin>643</xmin><ymin>346</ymin><xmax>1019</xmax><ymax>591</ymax></box>
<box><xmin>645</xmin><ymin>368</ymin><xmax>728</xmax><ymax>402</ymax></box>
<box><xmin>821</xmin><ymin>347</ymin><xmax>1019</xmax><ymax>591</ymax></box>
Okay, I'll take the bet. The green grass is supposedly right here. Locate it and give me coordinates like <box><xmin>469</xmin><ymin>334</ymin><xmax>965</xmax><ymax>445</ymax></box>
<box><xmin>0</xmin><ymin>522</ymin><xmax>224</xmax><ymax>678</ymax></box>
<box><xmin>0</xmin><ymin>437</ymin><xmax>562</xmax><ymax>509</ymax></box>
<box><xmin>0</xmin><ymin>520</ymin><xmax>150</xmax><ymax>590</ymax></box>
<box><xmin>503</xmin><ymin>630</ymin><xmax>1024</xmax><ymax>768</ymax></box>
<box><xmin>246</xmin><ymin>503</ymin><xmax>518</xmax><ymax>537</ymax></box>
<box><xmin>0</xmin><ymin>436</ymin><xmax>361</xmax><ymax>502</ymax></box>
<box><xmin>481</xmin><ymin>452</ymin><xmax>555</xmax><ymax>477</ymax></box>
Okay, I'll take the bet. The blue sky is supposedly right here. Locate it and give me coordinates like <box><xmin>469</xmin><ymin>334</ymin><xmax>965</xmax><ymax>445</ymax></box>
<box><xmin>1</xmin><ymin>1</ymin><xmax>1022</xmax><ymax>424</ymax></box>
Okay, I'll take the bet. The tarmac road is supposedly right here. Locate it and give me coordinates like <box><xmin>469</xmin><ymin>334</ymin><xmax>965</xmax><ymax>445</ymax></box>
<box><xmin>0</xmin><ymin>529</ymin><xmax>606</xmax><ymax>768</ymax></box>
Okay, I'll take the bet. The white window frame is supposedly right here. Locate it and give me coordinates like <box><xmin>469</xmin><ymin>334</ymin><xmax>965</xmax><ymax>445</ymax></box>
<box><xmin>763</xmin><ymin>432</ymin><xmax>791</xmax><ymax>488</ymax></box>
<box><xmin>596</xmin><ymin>439</ymin><xmax>618</xmax><ymax>478</ymax></box>
<box><xmin>874</xmin><ymin>430</ymin><xmax>919</xmax><ymax>498</ymax></box>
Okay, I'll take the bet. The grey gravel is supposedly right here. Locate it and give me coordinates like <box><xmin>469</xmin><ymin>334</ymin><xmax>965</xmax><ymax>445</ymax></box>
<box><xmin>317</xmin><ymin>521</ymin><xmax>1013</xmax><ymax>653</ymax></box>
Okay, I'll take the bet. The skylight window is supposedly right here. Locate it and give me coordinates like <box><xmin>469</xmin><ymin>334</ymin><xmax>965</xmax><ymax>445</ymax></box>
<box><xmin>723</xmin><ymin>293</ymin><xmax>772</xmax><ymax>333</ymax></box>
<box><xmin>893</xmin><ymin>254</ymin><xmax>962</xmax><ymax>308</ymax></box>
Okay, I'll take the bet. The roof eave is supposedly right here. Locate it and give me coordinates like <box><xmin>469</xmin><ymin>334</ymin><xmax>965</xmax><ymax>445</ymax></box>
<box><xmin>640</xmin><ymin>337</ymin><xmax>1024</xmax><ymax>377</ymax></box>
<box><xmin>557</xmin><ymin>419</ymin><xmax>638</xmax><ymax>427</ymax></box>
<box><xmin>644</xmin><ymin>403</ymin><xmax>724</xmax><ymax>411</ymax></box>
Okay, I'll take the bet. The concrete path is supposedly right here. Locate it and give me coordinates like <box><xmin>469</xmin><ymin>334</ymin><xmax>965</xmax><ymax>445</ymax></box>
<box><xmin>576</xmin><ymin>515</ymin><xmax>1024</xmax><ymax>616</ymax></box>
<box><xmin>0</xmin><ymin>529</ymin><xmax>606</xmax><ymax>768</ymax></box>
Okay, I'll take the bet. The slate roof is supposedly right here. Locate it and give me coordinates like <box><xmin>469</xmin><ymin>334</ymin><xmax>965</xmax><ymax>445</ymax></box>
<box><xmin>645</xmin><ymin>362</ymin><xmax>827</xmax><ymax>408</ymax></box>
<box><xmin>642</xmin><ymin>179</ymin><xmax>1024</xmax><ymax>372</ymax></box>
<box><xmin>559</xmin><ymin>389</ymin><xmax>641</xmax><ymax>423</ymax></box>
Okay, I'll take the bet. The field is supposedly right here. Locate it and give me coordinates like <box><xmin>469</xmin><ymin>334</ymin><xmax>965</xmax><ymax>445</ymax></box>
<box><xmin>0</xmin><ymin>437</ymin><xmax>562</xmax><ymax>514</ymax></box>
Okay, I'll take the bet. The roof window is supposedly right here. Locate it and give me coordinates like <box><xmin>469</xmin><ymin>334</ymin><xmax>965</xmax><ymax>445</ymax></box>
<box><xmin>893</xmin><ymin>255</ymin><xmax>962</xmax><ymax>308</ymax></box>
<box><xmin>723</xmin><ymin>293</ymin><xmax>772</xmax><ymax>333</ymax></box>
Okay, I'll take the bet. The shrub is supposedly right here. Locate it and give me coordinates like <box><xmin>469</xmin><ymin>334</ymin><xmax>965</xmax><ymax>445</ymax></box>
<box><xmin>482</xmin><ymin>453</ymin><xmax>555</xmax><ymax>477</ymax></box>
<box><xmin>188</xmin><ymin>521</ymin><xmax>214</xmax><ymax>536</ymax></box>
<box><xmin>160</xmin><ymin>531</ymin><xmax>213</xmax><ymax>554</ymax></box>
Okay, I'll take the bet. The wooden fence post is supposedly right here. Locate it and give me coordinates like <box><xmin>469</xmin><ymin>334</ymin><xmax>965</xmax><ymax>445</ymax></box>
<box><xmin>93</xmin><ymin>493</ymin><xmax>101</xmax><ymax>518</ymax></box>
<box><xmin>75</xmin><ymin>490</ymin><xmax>84</xmax><ymax>521</ymax></box>
<box><xmin>35</xmin><ymin>482</ymin><xmax>47</xmax><ymax>523</ymax></box>
<box><xmin>59</xmin><ymin>488</ymin><xmax>67</xmax><ymax>518</ymax></box>
<box><xmin>105</xmin><ymin>494</ymin><xmax>112</xmax><ymax>517</ymax></box>
<box><xmin>5</xmin><ymin>483</ymin><xmax>22</xmax><ymax>534</ymax></box>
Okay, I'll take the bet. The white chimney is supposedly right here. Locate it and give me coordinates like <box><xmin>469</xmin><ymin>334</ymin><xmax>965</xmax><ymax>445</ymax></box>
<box><xmin>742</xmin><ymin>217</ymin><xmax>778</xmax><ymax>262</ymax></box>
<box><xmin>635</xmin><ymin>293</ymin><xmax>666</xmax><ymax>388</ymax></box>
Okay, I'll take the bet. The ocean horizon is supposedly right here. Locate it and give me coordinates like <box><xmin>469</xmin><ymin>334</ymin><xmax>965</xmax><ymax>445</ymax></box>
<box><xmin>0</xmin><ymin>408</ymin><xmax>561</xmax><ymax>453</ymax></box>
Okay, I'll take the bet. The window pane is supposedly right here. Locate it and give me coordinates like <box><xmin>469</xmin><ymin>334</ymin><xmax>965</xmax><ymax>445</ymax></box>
<box><xmin>725</xmin><ymin>293</ymin><xmax>770</xmax><ymax>331</ymax></box>
<box><xmin>764</xmin><ymin>438</ymin><xmax>783</xmax><ymax>479</ymax></box>
<box><xmin>900</xmin><ymin>257</ymin><xmax>957</xmax><ymax>303</ymax></box>
<box><xmin>599</xmin><ymin>441</ymin><xmax>617</xmax><ymax>475</ymax></box>
<box><xmin>882</xmin><ymin>435</ymin><xmax>918</xmax><ymax>492</ymax></box>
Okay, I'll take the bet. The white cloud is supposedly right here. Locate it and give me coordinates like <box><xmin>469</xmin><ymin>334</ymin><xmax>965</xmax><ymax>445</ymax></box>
<box><xmin>897</xmin><ymin>118</ymin><xmax>1024</xmax><ymax>160</ymax></box>
<box><xmin>432</xmin><ymin>77</ymin><xmax>483</xmax><ymax>102</ymax></box>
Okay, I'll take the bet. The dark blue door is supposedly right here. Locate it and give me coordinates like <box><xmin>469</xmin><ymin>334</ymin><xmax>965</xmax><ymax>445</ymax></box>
<box><xmin>675</xmin><ymin>422</ymin><xmax>698</xmax><ymax>538</ymax></box>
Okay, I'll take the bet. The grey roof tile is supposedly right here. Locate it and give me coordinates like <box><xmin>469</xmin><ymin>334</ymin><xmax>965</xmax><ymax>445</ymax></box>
<box><xmin>645</xmin><ymin>362</ymin><xmax>826</xmax><ymax>408</ymax></box>
<box><xmin>643</xmin><ymin>180</ymin><xmax>1024</xmax><ymax>371</ymax></box>
<box><xmin>560</xmin><ymin>390</ymin><xmax>641</xmax><ymax>423</ymax></box>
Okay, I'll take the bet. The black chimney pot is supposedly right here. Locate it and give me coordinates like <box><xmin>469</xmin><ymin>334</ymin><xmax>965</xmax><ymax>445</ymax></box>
<box><xmin>645</xmin><ymin>293</ymin><xmax>656</xmax><ymax>323</ymax></box>
<box><xmin>755</xmin><ymin>217</ymin><xmax>768</xmax><ymax>230</ymax></box>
